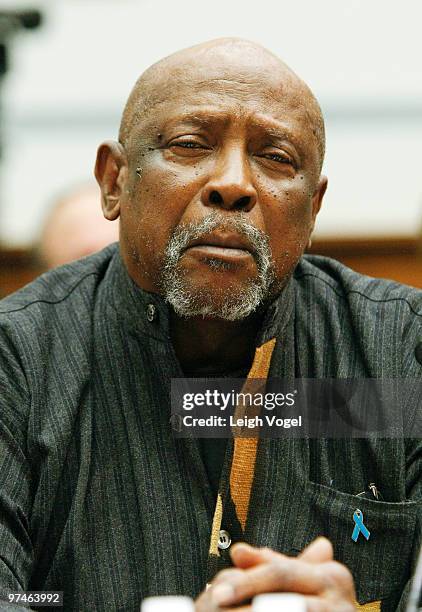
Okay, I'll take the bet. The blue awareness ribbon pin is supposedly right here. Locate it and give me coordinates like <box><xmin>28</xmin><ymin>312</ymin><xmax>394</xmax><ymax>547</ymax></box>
<box><xmin>351</xmin><ymin>509</ymin><xmax>370</xmax><ymax>542</ymax></box>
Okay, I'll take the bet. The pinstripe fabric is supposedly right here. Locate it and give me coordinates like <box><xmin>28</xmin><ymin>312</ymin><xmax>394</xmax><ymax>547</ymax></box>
<box><xmin>0</xmin><ymin>242</ymin><xmax>421</xmax><ymax>611</ymax></box>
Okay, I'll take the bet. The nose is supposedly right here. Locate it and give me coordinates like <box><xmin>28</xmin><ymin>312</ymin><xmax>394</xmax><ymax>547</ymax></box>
<box><xmin>201</xmin><ymin>146</ymin><xmax>257</xmax><ymax>212</ymax></box>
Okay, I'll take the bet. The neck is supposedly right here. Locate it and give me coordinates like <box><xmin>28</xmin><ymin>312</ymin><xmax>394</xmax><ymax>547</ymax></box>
<box><xmin>170</xmin><ymin>310</ymin><xmax>263</xmax><ymax>377</ymax></box>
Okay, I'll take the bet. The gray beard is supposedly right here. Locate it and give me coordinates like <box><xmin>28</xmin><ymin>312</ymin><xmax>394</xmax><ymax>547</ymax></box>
<box><xmin>157</xmin><ymin>211</ymin><xmax>276</xmax><ymax>321</ymax></box>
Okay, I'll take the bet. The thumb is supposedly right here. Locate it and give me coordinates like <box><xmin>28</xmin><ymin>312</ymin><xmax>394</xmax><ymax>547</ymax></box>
<box><xmin>298</xmin><ymin>537</ymin><xmax>334</xmax><ymax>563</ymax></box>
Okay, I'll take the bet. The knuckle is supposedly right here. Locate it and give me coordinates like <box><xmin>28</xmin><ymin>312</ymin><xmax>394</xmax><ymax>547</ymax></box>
<box><xmin>330</xmin><ymin>561</ymin><xmax>354</xmax><ymax>586</ymax></box>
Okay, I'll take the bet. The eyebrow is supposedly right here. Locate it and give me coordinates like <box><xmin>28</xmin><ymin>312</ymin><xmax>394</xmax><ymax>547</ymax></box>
<box><xmin>160</xmin><ymin>111</ymin><xmax>228</xmax><ymax>130</ymax></box>
<box><xmin>261</xmin><ymin>125</ymin><xmax>296</xmax><ymax>142</ymax></box>
<box><xmin>157</xmin><ymin>108</ymin><xmax>304</xmax><ymax>156</ymax></box>
<box><xmin>250</xmin><ymin>115</ymin><xmax>304</xmax><ymax>149</ymax></box>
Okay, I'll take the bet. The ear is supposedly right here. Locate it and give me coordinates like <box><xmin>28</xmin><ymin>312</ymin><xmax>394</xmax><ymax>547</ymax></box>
<box><xmin>307</xmin><ymin>175</ymin><xmax>328</xmax><ymax>249</ymax></box>
<box><xmin>94</xmin><ymin>141</ymin><xmax>128</xmax><ymax>221</ymax></box>
<box><xmin>311</xmin><ymin>175</ymin><xmax>328</xmax><ymax>220</ymax></box>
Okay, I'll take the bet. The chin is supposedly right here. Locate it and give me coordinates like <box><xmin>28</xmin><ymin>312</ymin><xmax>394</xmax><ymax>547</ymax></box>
<box><xmin>189</xmin><ymin>275</ymin><xmax>256</xmax><ymax>298</ymax></box>
<box><xmin>165</xmin><ymin>277</ymin><xmax>267</xmax><ymax>322</ymax></box>
<box><xmin>187</xmin><ymin>262</ymin><xmax>258</xmax><ymax>287</ymax></box>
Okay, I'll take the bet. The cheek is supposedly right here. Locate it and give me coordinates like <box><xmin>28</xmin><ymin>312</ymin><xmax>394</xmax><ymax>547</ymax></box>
<box><xmin>258</xmin><ymin>180</ymin><xmax>314</xmax><ymax>268</ymax></box>
<box><xmin>138</xmin><ymin>155</ymin><xmax>204</xmax><ymax>205</ymax></box>
<box><xmin>138</xmin><ymin>160</ymin><xmax>202</xmax><ymax>229</ymax></box>
<box><xmin>126</xmin><ymin>156</ymin><xmax>207</xmax><ymax>240</ymax></box>
<box><xmin>121</xmin><ymin>158</ymin><xmax>202</xmax><ymax>268</ymax></box>
<box><xmin>119</xmin><ymin>189</ymin><xmax>168</xmax><ymax>272</ymax></box>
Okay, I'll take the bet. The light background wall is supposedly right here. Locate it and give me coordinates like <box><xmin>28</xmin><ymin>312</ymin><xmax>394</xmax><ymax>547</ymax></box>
<box><xmin>0</xmin><ymin>0</ymin><xmax>421</xmax><ymax>247</ymax></box>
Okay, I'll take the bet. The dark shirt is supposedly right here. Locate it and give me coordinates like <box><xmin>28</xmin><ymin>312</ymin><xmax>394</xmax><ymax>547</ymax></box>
<box><xmin>199</xmin><ymin>438</ymin><xmax>228</xmax><ymax>498</ymax></box>
<box><xmin>0</xmin><ymin>242</ymin><xmax>421</xmax><ymax>611</ymax></box>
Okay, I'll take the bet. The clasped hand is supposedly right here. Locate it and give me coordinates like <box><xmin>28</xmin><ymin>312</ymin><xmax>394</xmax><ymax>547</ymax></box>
<box><xmin>195</xmin><ymin>537</ymin><xmax>356</xmax><ymax>611</ymax></box>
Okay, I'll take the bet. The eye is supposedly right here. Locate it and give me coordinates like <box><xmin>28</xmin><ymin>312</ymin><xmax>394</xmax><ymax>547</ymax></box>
<box><xmin>168</xmin><ymin>138</ymin><xmax>209</xmax><ymax>150</ymax></box>
<box><xmin>261</xmin><ymin>151</ymin><xmax>294</xmax><ymax>165</ymax></box>
<box><xmin>172</xmin><ymin>141</ymin><xmax>203</xmax><ymax>149</ymax></box>
<box><xmin>166</xmin><ymin>138</ymin><xmax>211</xmax><ymax>158</ymax></box>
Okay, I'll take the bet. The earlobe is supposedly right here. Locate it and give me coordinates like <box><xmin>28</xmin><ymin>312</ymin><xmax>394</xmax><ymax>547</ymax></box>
<box><xmin>94</xmin><ymin>141</ymin><xmax>128</xmax><ymax>221</ymax></box>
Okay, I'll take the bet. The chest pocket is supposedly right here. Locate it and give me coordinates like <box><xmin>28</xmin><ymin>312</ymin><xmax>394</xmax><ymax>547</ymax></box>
<box><xmin>292</xmin><ymin>482</ymin><xmax>418</xmax><ymax>606</ymax></box>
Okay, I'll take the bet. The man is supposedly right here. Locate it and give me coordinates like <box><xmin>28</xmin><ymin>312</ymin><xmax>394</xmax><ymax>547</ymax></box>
<box><xmin>36</xmin><ymin>183</ymin><xmax>119</xmax><ymax>269</ymax></box>
<box><xmin>0</xmin><ymin>38</ymin><xmax>420</xmax><ymax>611</ymax></box>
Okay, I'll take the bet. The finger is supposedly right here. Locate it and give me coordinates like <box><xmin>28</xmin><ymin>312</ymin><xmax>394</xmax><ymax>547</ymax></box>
<box><xmin>211</xmin><ymin>558</ymin><xmax>326</xmax><ymax>607</ymax></box>
<box><xmin>298</xmin><ymin>537</ymin><xmax>334</xmax><ymax>563</ymax></box>
<box><xmin>212</xmin><ymin>567</ymin><xmax>245</xmax><ymax>585</ymax></box>
<box><xmin>196</xmin><ymin>573</ymin><xmax>254</xmax><ymax>612</ymax></box>
<box><xmin>195</xmin><ymin>590</ymin><xmax>219</xmax><ymax>612</ymax></box>
<box><xmin>230</xmin><ymin>543</ymin><xmax>285</xmax><ymax>569</ymax></box>
<box><xmin>231</xmin><ymin>537</ymin><xmax>333</xmax><ymax>571</ymax></box>
<box><xmin>205</xmin><ymin>569</ymin><xmax>247</xmax><ymax>610</ymax></box>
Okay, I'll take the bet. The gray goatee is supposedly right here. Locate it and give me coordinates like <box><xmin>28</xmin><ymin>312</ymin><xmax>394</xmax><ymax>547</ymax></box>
<box><xmin>157</xmin><ymin>211</ymin><xmax>276</xmax><ymax>321</ymax></box>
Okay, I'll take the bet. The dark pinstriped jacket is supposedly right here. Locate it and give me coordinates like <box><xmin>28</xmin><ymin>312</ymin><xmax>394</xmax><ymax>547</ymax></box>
<box><xmin>0</xmin><ymin>242</ymin><xmax>421</xmax><ymax>611</ymax></box>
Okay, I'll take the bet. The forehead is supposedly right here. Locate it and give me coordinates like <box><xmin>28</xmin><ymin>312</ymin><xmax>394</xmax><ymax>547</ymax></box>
<box><xmin>142</xmin><ymin>56</ymin><xmax>306</xmax><ymax>120</ymax></box>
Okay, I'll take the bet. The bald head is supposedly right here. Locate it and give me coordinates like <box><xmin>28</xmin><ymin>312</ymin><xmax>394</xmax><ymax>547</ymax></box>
<box><xmin>119</xmin><ymin>38</ymin><xmax>325</xmax><ymax>170</ymax></box>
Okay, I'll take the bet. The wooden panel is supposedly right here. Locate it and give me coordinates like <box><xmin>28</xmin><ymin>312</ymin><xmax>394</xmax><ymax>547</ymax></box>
<box><xmin>308</xmin><ymin>237</ymin><xmax>422</xmax><ymax>289</ymax></box>
<box><xmin>1</xmin><ymin>237</ymin><xmax>422</xmax><ymax>298</ymax></box>
<box><xmin>0</xmin><ymin>250</ymin><xmax>41</xmax><ymax>297</ymax></box>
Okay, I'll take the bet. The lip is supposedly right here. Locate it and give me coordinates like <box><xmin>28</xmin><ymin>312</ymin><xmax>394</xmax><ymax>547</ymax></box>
<box><xmin>185</xmin><ymin>245</ymin><xmax>253</xmax><ymax>263</ymax></box>
<box><xmin>184</xmin><ymin>232</ymin><xmax>254</xmax><ymax>253</ymax></box>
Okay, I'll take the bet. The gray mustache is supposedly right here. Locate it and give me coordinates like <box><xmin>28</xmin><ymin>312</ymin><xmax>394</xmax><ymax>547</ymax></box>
<box><xmin>167</xmin><ymin>211</ymin><xmax>272</xmax><ymax>266</ymax></box>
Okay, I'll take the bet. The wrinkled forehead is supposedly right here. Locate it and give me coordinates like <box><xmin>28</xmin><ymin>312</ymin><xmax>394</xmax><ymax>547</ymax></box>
<box><xmin>136</xmin><ymin>51</ymin><xmax>306</xmax><ymax>121</ymax></box>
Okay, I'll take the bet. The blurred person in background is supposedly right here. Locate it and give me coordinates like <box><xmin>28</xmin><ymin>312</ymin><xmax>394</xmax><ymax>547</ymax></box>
<box><xmin>36</xmin><ymin>183</ymin><xmax>119</xmax><ymax>269</ymax></box>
